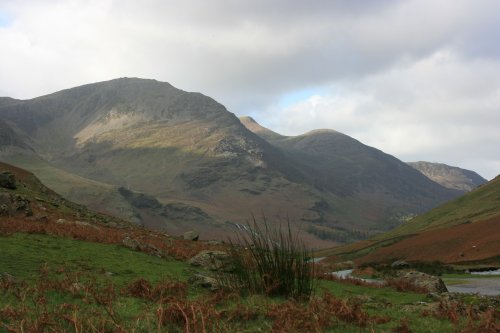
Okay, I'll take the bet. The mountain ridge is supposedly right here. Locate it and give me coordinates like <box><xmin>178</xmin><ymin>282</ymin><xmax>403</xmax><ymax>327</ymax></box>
<box><xmin>408</xmin><ymin>161</ymin><xmax>487</xmax><ymax>192</ymax></box>
<box><xmin>0</xmin><ymin>78</ymin><xmax>463</xmax><ymax>246</ymax></box>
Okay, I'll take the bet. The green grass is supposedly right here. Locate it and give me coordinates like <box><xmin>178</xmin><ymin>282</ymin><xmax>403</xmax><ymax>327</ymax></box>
<box><xmin>1</xmin><ymin>232</ymin><xmax>497</xmax><ymax>332</ymax></box>
<box><xmin>0</xmin><ymin>233</ymin><xmax>188</xmax><ymax>285</ymax></box>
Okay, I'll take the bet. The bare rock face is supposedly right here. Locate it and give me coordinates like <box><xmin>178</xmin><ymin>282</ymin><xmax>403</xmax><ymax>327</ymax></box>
<box><xmin>188</xmin><ymin>250</ymin><xmax>234</xmax><ymax>272</ymax></box>
<box><xmin>407</xmin><ymin>161</ymin><xmax>487</xmax><ymax>192</ymax></box>
<box><xmin>398</xmin><ymin>271</ymin><xmax>448</xmax><ymax>293</ymax></box>
<box><xmin>0</xmin><ymin>171</ymin><xmax>16</xmax><ymax>189</ymax></box>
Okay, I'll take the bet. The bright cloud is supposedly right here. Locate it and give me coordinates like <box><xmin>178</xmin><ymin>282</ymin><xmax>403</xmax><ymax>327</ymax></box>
<box><xmin>0</xmin><ymin>0</ymin><xmax>499</xmax><ymax>178</ymax></box>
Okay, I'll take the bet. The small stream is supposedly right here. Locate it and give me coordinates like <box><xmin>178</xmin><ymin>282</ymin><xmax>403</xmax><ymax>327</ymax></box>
<box><xmin>445</xmin><ymin>278</ymin><xmax>500</xmax><ymax>296</ymax></box>
<box><xmin>331</xmin><ymin>270</ymin><xmax>500</xmax><ymax>296</ymax></box>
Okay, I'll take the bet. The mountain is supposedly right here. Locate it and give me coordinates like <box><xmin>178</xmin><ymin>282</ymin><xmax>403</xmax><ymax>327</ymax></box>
<box><xmin>240</xmin><ymin>116</ymin><xmax>460</xmax><ymax>232</ymax></box>
<box><xmin>0</xmin><ymin>78</ymin><xmax>460</xmax><ymax>246</ymax></box>
<box><xmin>408</xmin><ymin>161</ymin><xmax>487</xmax><ymax>192</ymax></box>
<box><xmin>319</xmin><ymin>174</ymin><xmax>500</xmax><ymax>266</ymax></box>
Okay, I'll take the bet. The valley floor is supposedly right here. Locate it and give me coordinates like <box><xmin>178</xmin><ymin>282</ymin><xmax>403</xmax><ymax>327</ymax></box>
<box><xmin>1</xmin><ymin>230</ymin><xmax>499</xmax><ymax>332</ymax></box>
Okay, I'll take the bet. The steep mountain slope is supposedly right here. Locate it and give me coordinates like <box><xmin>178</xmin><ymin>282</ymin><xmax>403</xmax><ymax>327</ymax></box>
<box><xmin>0</xmin><ymin>79</ymin><xmax>460</xmax><ymax>245</ymax></box>
<box><xmin>0</xmin><ymin>79</ymin><xmax>326</xmax><ymax>243</ymax></box>
<box><xmin>319</xmin><ymin>175</ymin><xmax>500</xmax><ymax>265</ymax></box>
<box><xmin>408</xmin><ymin>161</ymin><xmax>487</xmax><ymax>192</ymax></box>
<box><xmin>240</xmin><ymin>116</ymin><xmax>460</xmax><ymax>233</ymax></box>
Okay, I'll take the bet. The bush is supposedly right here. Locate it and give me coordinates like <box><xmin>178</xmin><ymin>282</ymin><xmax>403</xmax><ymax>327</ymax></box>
<box><xmin>219</xmin><ymin>216</ymin><xmax>315</xmax><ymax>299</ymax></box>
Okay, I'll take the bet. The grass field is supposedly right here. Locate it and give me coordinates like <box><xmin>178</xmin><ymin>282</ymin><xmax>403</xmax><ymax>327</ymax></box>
<box><xmin>1</xmin><ymin>232</ymin><xmax>498</xmax><ymax>332</ymax></box>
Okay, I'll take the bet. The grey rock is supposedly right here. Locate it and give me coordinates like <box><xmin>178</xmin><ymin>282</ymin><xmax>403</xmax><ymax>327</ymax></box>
<box><xmin>122</xmin><ymin>236</ymin><xmax>140</xmax><ymax>250</ymax></box>
<box><xmin>398</xmin><ymin>271</ymin><xmax>448</xmax><ymax>293</ymax></box>
<box><xmin>391</xmin><ymin>260</ymin><xmax>410</xmax><ymax>268</ymax></box>
<box><xmin>122</xmin><ymin>236</ymin><xmax>162</xmax><ymax>257</ymax></box>
<box><xmin>0</xmin><ymin>193</ymin><xmax>31</xmax><ymax>216</ymax></box>
<box><xmin>183</xmin><ymin>230</ymin><xmax>200</xmax><ymax>241</ymax></box>
<box><xmin>0</xmin><ymin>171</ymin><xmax>16</xmax><ymax>189</ymax></box>
<box><xmin>189</xmin><ymin>250</ymin><xmax>234</xmax><ymax>272</ymax></box>
<box><xmin>188</xmin><ymin>273</ymin><xmax>220</xmax><ymax>291</ymax></box>
<box><xmin>107</xmin><ymin>222</ymin><xmax>118</xmax><ymax>228</ymax></box>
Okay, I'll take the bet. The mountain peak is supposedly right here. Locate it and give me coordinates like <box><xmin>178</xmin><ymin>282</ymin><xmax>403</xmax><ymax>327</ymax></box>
<box><xmin>407</xmin><ymin>161</ymin><xmax>487</xmax><ymax>192</ymax></box>
<box><xmin>302</xmin><ymin>128</ymin><xmax>340</xmax><ymax>136</ymax></box>
<box><xmin>239</xmin><ymin>116</ymin><xmax>284</xmax><ymax>140</ymax></box>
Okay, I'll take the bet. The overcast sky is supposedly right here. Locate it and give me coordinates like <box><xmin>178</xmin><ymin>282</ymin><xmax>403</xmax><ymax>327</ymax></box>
<box><xmin>1</xmin><ymin>0</ymin><xmax>499</xmax><ymax>179</ymax></box>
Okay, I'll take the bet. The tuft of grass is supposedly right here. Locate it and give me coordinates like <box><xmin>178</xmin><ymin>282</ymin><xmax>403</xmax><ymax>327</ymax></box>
<box><xmin>220</xmin><ymin>216</ymin><xmax>315</xmax><ymax>299</ymax></box>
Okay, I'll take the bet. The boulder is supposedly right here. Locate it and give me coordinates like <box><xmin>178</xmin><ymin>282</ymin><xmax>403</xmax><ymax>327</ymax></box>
<box><xmin>0</xmin><ymin>171</ymin><xmax>16</xmax><ymax>189</ymax></box>
<box><xmin>0</xmin><ymin>193</ymin><xmax>31</xmax><ymax>216</ymax></box>
<box><xmin>0</xmin><ymin>193</ymin><xmax>10</xmax><ymax>216</ymax></box>
<box><xmin>189</xmin><ymin>250</ymin><xmax>234</xmax><ymax>272</ymax></box>
<box><xmin>188</xmin><ymin>273</ymin><xmax>220</xmax><ymax>291</ymax></box>
<box><xmin>122</xmin><ymin>236</ymin><xmax>163</xmax><ymax>257</ymax></box>
<box><xmin>398</xmin><ymin>271</ymin><xmax>448</xmax><ymax>293</ymax></box>
<box><xmin>183</xmin><ymin>230</ymin><xmax>200</xmax><ymax>241</ymax></box>
<box><xmin>391</xmin><ymin>260</ymin><xmax>410</xmax><ymax>269</ymax></box>
<box><xmin>122</xmin><ymin>236</ymin><xmax>140</xmax><ymax>250</ymax></box>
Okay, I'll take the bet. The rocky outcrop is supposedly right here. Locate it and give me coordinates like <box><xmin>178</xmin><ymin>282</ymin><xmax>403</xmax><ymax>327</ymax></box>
<box><xmin>0</xmin><ymin>171</ymin><xmax>16</xmax><ymax>189</ymax></box>
<box><xmin>188</xmin><ymin>273</ymin><xmax>220</xmax><ymax>291</ymax></box>
<box><xmin>398</xmin><ymin>271</ymin><xmax>448</xmax><ymax>293</ymax></box>
<box><xmin>0</xmin><ymin>193</ymin><xmax>32</xmax><ymax>216</ymax></box>
<box><xmin>122</xmin><ymin>236</ymin><xmax>162</xmax><ymax>257</ymax></box>
<box><xmin>408</xmin><ymin>161</ymin><xmax>487</xmax><ymax>192</ymax></box>
<box><xmin>188</xmin><ymin>250</ymin><xmax>234</xmax><ymax>272</ymax></box>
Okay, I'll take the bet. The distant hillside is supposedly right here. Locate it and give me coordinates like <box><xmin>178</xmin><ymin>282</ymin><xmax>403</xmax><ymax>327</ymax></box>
<box><xmin>241</xmin><ymin>116</ymin><xmax>460</xmax><ymax>233</ymax></box>
<box><xmin>0</xmin><ymin>78</ymin><xmax>461</xmax><ymax>246</ymax></box>
<box><xmin>318</xmin><ymin>175</ymin><xmax>500</xmax><ymax>265</ymax></box>
<box><xmin>408</xmin><ymin>161</ymin><xmax>487</xmax><ymax>192</ymax></box>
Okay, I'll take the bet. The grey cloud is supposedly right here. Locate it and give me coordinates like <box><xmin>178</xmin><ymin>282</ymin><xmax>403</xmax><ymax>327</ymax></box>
<box><xmin>0</xmin><ymin>0</ymin><xmax>499</xmax><ymax>178</ymax></box>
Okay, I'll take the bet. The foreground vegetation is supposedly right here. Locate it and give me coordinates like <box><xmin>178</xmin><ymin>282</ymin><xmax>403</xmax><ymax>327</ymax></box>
<box><xmin>1</xmin><ymin>232</ymin><xmax>499</xmax><ymax>332</ymax></box>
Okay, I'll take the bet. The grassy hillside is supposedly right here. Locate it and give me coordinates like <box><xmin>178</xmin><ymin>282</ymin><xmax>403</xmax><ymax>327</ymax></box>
<box><xmin>1</xmin><ymin>163</ymin><xmax>498</xmax><ymax>332</ymax></box>
<box><xmin>380</xmin><ymin>175</ymin><xmax>500</xmax><ymax>237</ymax></box>
<box><xmin>0</xmin><ymin>155</ymin><xmax>139</xmax><ymax>223</ymax></box>
<box><xmin>5</xmin><ymin>232</ymin><xmax>491</xmax><ymax>332</ymax></box>
<box><xmin>318</xmin><ymin>175</ymin><xmax>500</xmax><ymax>265</ymax></box>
